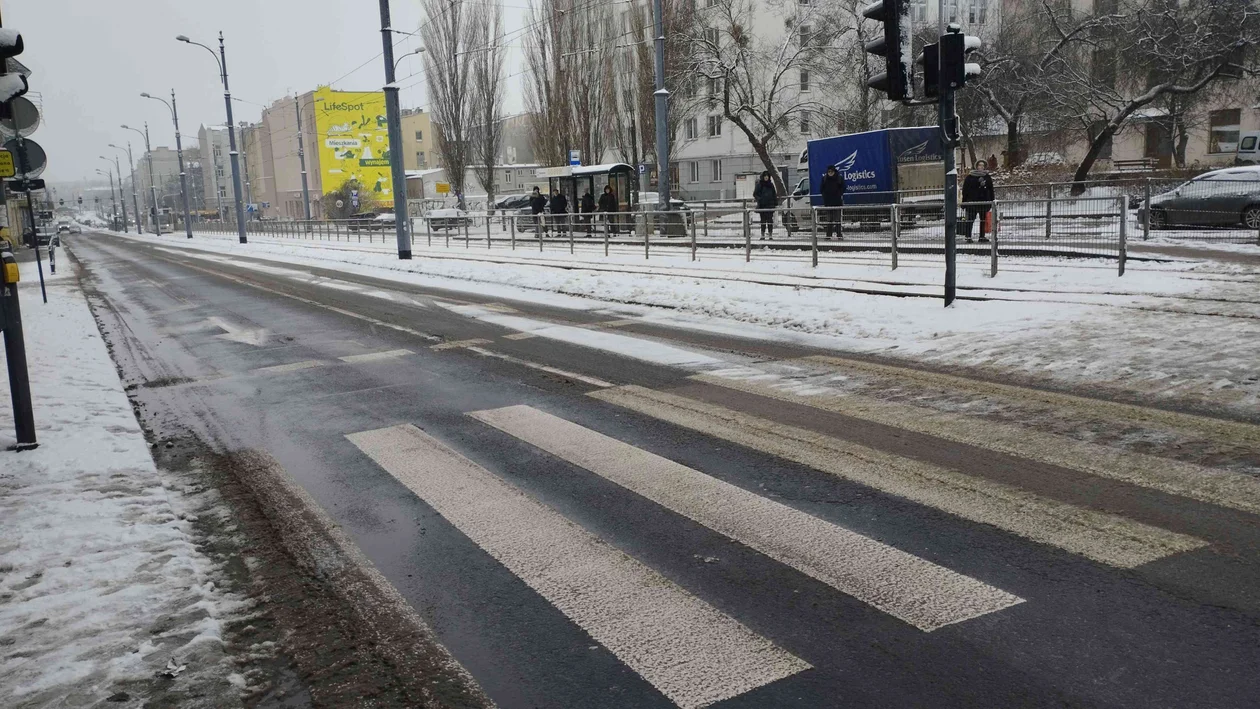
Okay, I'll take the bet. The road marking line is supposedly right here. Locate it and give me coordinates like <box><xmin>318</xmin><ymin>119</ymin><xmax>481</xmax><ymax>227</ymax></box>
<box><xmin>596</xmin><ymin>319</ymin><xmax>641</xmax><ymax>328</ymax></box>
<box><xmin>695</xmin><ymin>372</ymin><xmax>1260</xmax><ymax>516</ymax></box>
<box><xmin>503</xmin><ymin>332</ymin><xmax>539</xmax><ymax>340</ymax></box>
<box><xmin>346</xmin><ymin>424</ymin><xmax>809</xmax><ymax>709</ymax></box>
<box><xmin>251</xmin><ymin>360</ymin><xmax>326</xmax><ymax>375</ymax></box>
<box><xmin>339</xmin><ymin>349</ymin><xmax>414</xmax><ymax>363</ymax></box>
<box><xmin>805</xmin><ymin>355</ymin><xmax>1260</xmax><ymax>450</ymax></box>
<box><xmin>480</xmin><ymin>302</ymin><xmax>519</xmax><ymax>313</ymax></box>
<box><xmin>431</xmin><ymin>338</ymin><xmax>493</xmax><ymax>351</ymax></box>
<box><xmin>470</xmin><ymin>405</ymin><xmax>1024</xmax><ymax>631</ymax></box>
<box><xmin>589</xmin><ymin>386</ymin><xmax>1207</xmax><ymax>568</ymax></box>
<box><xmin>466</xmin><ymin>346</ymin><xmax>614</xmax><ymax>388</ymax></box>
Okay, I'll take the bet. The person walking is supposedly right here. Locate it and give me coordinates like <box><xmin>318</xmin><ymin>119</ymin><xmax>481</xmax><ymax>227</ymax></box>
<box><xmin>529</xmin><ymin>186</ymin><xmax>548</xmax><ymax>236</ymax></box>
<box><xmin>580</xmin><ymin>189</ymin><xmax>596</xmax><ymax>234</ymax></box>
<box><xmin>753</xmin><ymin>171</ymin><xmax>779</xmax><ymax>240</ymax></box>
<box><xmin>598</xmin><ymin>184</ymin><xmax>620</xmax><ymax>235</ymax></box>
<box><xmin>961</xmin><ymin>160</ymin><xmax>996</xmax><ymax>243</ymax></box>
<box><xmin>549</xmin><ymin>189</ymin><xmax>570</xmax><ymax>237</ymax></box>
<box><xmin>819</xmin><ymin>164</ymin><xmax>846</xmax><ymax>240</ymax></box>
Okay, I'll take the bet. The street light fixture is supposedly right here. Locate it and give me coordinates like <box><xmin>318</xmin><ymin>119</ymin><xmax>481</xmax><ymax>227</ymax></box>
<box><xmin>394</xmin><ymin>46</ymin><xmax>425</xmax><ymax>72</ymax></box>
<box><xmin>99</xmin><ymin>154</ymin><xmax>128</xmax><ymax>233</ymax></box>
<box><xmin>176</xmin><ymin>32</ymin><xmax>247</xmax><ymax>244</ymax></box>
<box><xmin>95</xmin><ymin>168</ymin><xmax>118</xmax><ymax>227</ymax></box>
<box><xmin>121</xmin><ymin>123</ymin><xmax>161</xmax><ymax>234</ymax></box>
<box><xmin>141</xmin><ymin>90</ymin><xmax>194</xmax><ymax>238</ymax></box>
<box><xmin>109</xmin><ymin>142</ymin><xmax>143</xmax><ymax>235</ymax></box>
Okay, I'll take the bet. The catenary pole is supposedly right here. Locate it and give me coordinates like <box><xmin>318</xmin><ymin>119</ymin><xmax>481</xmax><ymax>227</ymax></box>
<box><xmin>653</xmin><ymin>0</ymin><xmax>670</xmax><ymax>211</ymax></box>
<box><xmin>170</xmin><ymin>91</ymin><xmax>194</xmax><ymax>237</ymax></box>
<box><xmin>379</xmin><ymin>0</ymin><xmax>413</xmax><ymax>259</ymax></box>
<box><xmin>295</xmin><ymin>97</ymin><xmax>313</xmax><ymax>225</ymax></box>
<box><xmin>939</xmin><ymin>1</ymin><xmax>957</xmax><ymax>307</ymax></box>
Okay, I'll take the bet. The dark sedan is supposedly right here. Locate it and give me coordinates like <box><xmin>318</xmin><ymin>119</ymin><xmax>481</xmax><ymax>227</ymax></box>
<box><xmin>1141</xmin><ymin>167</ymin><xmax>1260</xmax><ymax>229</ymax></box>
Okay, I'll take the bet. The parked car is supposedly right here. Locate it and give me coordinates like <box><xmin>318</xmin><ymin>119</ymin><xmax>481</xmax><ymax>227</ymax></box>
<box><xmin>346</xmin><ymin>212</ymin><xmax>390</xmax><ymax>232</ymax></box>
<box><xmin>1139</xmin><ymin>166</ymin><xmax>1260</xmax><ymax>229</ymax></box>
<box><xmin>494</xmin><ymin>194</ymin><xmax>532</xmax><ymax>211</ymax></box>
<box><xmin>69</xmin><ymin>223</ymin><xmax>82</xmax><ymax>234</ymax></box>
<box><xmin>426</xmin><ymin>207</ymin><xmax>471</xmax><ymax>231</ymax></box>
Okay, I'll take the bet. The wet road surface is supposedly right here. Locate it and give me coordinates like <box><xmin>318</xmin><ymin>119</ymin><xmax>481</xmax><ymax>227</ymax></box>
<box><xmin>68</xmin><ymin>233</ymin><xmax>1260</xmax><ymax>708</ymax></box>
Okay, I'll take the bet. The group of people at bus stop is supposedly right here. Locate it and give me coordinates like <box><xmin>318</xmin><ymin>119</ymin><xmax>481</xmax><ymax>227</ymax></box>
<box><xmin>752</xmin><ymin>158</ymin><xmax>996</xmax><ymax>243</ymax></box>
<box><xmin>518</xmin><ymin>158</ymin><xmax>997</xmax><ymax>243</ymax></box>
<box><xmin>528</xmin><ymin>184</ymin><xmax>623</xmax><ymax>235</ymax></box>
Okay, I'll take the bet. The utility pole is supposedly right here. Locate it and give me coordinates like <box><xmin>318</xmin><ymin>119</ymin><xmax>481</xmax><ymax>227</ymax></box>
<box><xmin>652</xmin><ymin>0</ymin><xmax>670</xmax><ymax>211</ymax></box>
<box><xmin>295</xmin><ymin>97</ymin><xmax>313</xmax><ymax>226</ymax></box>
<box><xmin>104</xmin><ymin>150</ymin><xmax>128</xmax><ymax>232</ymax></box>
<box><xmin>125</xmin><ymin>142</ymin><xmax>142</xmax><ymax>234</ymax></box>
<box><xmin>939</xmin><ymin>0</ymin><xmax>957</xmax><ymax>307</ymax></box>
<box><xmin>378</xmin><ymin>0</ymin><xmax>412</xmax><ymax>259</ymax></box>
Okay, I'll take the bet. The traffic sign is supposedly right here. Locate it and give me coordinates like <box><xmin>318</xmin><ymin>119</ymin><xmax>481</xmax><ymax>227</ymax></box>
<box><xmin>435</xmin><ymin>182</ymin><xmax>451</xmax><ymax>194</ymax></box>
<box><xmin>2</xmin><ymin>138</ymin><xmax>45</xmax><ymax>178</ymax></box>
<box><xmin>0</xmin><ymin>150</ymin><xmax>14</xmax><ymax>178</ymax></box>
<box><xmin>0</xmin><ymin>96</ymin><xmax>39</xmax><ymax>139</ymax></box>
<box><xmin>7</xmin><ymin>178</ymin><xmax>44</xmax><ymax>193</ymax></box>
<box><xmin>569</xmin><ymin>150</ymin><xmax>581</xmax><ymax>167</ymax></box>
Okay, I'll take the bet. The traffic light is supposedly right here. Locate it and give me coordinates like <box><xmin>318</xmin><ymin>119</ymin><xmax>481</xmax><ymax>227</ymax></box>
<box><xmin>939</xmin><ymin>26</ymin><xmax>982</xmax><ymax>91</ymax></box>
<box><xmin>58</xmin><ymin>198</ymin><xmax>64</xmax><ymax>207</ymax></box>
<box><xmin>862</xmin><ymin>0</ymin><xmax>913</xmax><ymax>101</ymax></box>
<box><xmin>919</xmin><ymin>42</ymin><xmax>940</xmax><ymax>100</ymax></box>
<box><xmin>77</xmin><ymin>196</ymin><xmax>83</xmax><ymax>205</ymax></box>
<box><xmin>0</xmin><ymin>29</ymin><xmax>27</xmax><ymax>103</ymax></box>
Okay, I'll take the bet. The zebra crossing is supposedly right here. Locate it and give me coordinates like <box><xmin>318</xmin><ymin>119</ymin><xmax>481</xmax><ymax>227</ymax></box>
<box><xmin>346</xmin><ymin>371</ymin><xmax>1252</xmax><ymax>707</ymax></box>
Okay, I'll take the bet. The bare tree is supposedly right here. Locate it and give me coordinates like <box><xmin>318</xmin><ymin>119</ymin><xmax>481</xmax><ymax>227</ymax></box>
<box><xmin>1038</xmin><ymin>0</ymin><xmax>1260</xmax><ymax>193</ymax></box>
<box><xmin>422</xmin><ymin>0</ymin><xmax>476</xmax><ymax>206</ymax></box>
<box><xmin>685</xmin><ymin>0</ymin><xmax>838</xmax><ymax>195</ymax></box>
<box><xmin>470</xmin><ymin>0</ymin><xmax>507</xmax><ymax>208</ymax></box>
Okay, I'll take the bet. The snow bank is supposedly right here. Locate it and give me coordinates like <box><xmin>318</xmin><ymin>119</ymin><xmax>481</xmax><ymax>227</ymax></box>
<box><xmin>0</xmin><ymin>264</ymin><xmax>240</xmax><ymax>704</ymax></box>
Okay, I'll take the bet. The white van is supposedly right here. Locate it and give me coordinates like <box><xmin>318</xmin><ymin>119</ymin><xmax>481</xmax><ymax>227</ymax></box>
<box><xmin>1235</xmin><ymin>132</ymin><xmax>1260</xmax><ymax>164</ymax></box>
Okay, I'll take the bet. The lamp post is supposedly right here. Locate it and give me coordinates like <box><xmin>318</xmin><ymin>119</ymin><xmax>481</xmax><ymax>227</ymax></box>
<box><xmin>111</xmin><ymin>142</ymin><xmax>144</xmax><ymax>235</ymax></box>
<box><xmin>96</xmin><ymin>168</ymin><xmax>117</xmax><ymax>228</ymax></box>
<box><xmin>378</xmin><ymin>0</ymin><xmax>413</xmax><ymax>260</ymax></box>
<box><xmin>121</xmin><ymin>123</ymin><xmax>160</xmax><ymax>234</ymax></box>
<box><xmin>142</xmin><ymin>90</ymin><xmax>194</xmax><ymax>238</ymax></box>
<box><xmin>295</xmin><ymin>98</ymin><xmax>312</xmax><ymax>226</ymax></box>
<box><xmin>102</xmin><ymin>150</ymin><xmax>128</xmax><ymax>233</ymax></box>
<box><xmin>177</xmin><ymin>33</ymin><xmax>247</xmax><ymax>244</ymax></box>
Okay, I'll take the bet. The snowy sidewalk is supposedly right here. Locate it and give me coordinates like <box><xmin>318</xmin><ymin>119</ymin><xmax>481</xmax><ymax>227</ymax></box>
<box><xmin>0</xmin><ymin>261</ymin><xmax>241</xmax><ymax>705</ymax></box>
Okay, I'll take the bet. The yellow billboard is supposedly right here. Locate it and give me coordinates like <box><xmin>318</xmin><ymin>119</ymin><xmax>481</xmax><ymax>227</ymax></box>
<box><xmin>312</xmin><ymin>88</ymin><xmax>394</xmax><ymax>208</ymax></box>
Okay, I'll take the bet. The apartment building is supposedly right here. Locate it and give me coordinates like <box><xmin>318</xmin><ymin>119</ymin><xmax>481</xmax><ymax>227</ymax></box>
<box><xmin>401</xmin><ymin>109</ymin><xmax>434</xmax><ymax>171</ymax></box>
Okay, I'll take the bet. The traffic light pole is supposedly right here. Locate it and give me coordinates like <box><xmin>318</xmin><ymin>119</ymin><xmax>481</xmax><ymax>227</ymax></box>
<box><xmin>940</xmin><ymin>83</ymin><xmax>957</xmax><ymax>307</ymax></box>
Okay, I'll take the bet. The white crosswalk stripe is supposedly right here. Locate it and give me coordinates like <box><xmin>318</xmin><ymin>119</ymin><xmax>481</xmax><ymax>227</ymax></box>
<box><xmin>590</xmin><ymin>386</ymin><xmax>1207</xmax><ymax>568</ymax></box>
<box><xmin>338</xmin><ymin>349</ymin><xmax>414</xmax><ymax>363</ymax></box>
<box><xmin>346</xmin><ymin>423</ymin><xmax>809</xmax><ymax>709</ymax></box>
<box><xmin>470</xmin><ymin>405</ymin><xmax>1024</xmax><ymax>631</ymax></box>
<box><xmin>693</xmin><ymin>371</ymin><xmax>1260</xmax><ymax>516</ymax></box>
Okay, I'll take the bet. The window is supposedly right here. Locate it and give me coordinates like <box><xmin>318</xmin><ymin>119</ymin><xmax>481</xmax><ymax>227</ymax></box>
<box><xmin>213</xmin><ymin>146</ymin><xmax>222</xmax><ymax>159</ymax></box>
<box><xmin>689</xmin><ymin>161</ymin><xmax>700</xmax><ymax>182</ymax></box>
<box><xmin>703</xmin><ymin>27</ymin><xmax>720</xmax><ymax>46</ymax></box>
<box><xmin>1209</xmin><ymin>109</ymin><xmax>1242</xmax><ymax>154</ymax></box>
<box><xmin>707</xmin><ymin>115</ymin><xmax>722</xmax><ymax>137</ymax></box>
<box><xmin>800</xmin><ymin>69</ymin><xmax>811</xmax><ymax>92</ymax></box>
<box><xmin>910</xmin><ymin>0</ymin><xmax>927</xmax><ymax>22</ymax></box>
<box><xmin>710</xmin><ymin>159</ymin><xmax>722</xmax><ymax>182</ymax></box>
<box><xmin>218</xmin><ymin>186</ymin><xmax>227</xmax><ymax>198</ymax></box>
<box><xmin>1242</xmin><ymin>136</ymin><xmax>1258</xmax><ymax>152</ymax></box>
<box><xmin>504</xmin><ymin>169</ymin><xmax>512</xmax><ymax>183</ymax></box>
<box><xmin>685</xmin><ymin>117</ymin><xmax>698</xmax><ymax>140</ymax></box>
<box><xmin>800</xmin><ymin>111</ymin><xmax>811</xmax><ymax>135</ymax></box>
<box><xmin>944</xmin><ymin>0</ymin><xmax>959</xmax><ymax>23</ymax></box>
<box><xmin>705</xmin><ymin>0</ymin><xmax>718</xmax><ymax>7</ymax></box>
<box><xmin>799</xmin><ymin>0</ymin><xmax>810</xmax><ymax>4</ymax></box>
<box><xmin>216</xmin><ymin>167</ymin><xmax>224</xmax><ymax>178</ymax></box>
<box><xmin>415</xmin><ymin>130</ymin><xmax>423</xmax><ymax>141</ymax></box>
<box><xmin>799</xmin><ymin>24</ymin><xmax>812</xmax><ymax>48</ymax></box>
<box><xmin>1088</xmin><ymin>121</ymin><xmax>1113</xmax><ymax>161</ymax></box>
<box><xmin>969</xmin><ymin>0</ymin><xmax>987</xmax><ymax>24</ymax></box>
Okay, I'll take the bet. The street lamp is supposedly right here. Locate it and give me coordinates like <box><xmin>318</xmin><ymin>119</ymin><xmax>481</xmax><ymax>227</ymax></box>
<box><xmin>176</xmin><ymin>32</ymin><xmax>247</xmax><ymax>244</ymax></box>
<box><xmin>378</xmin><ymin>0</ymin><xmax>412</xmax><ymax>260</ymax></box>
<box><xmin>99</xmin><ymin>154</ymin><xmax>127</xmax><ymax>233</ymax></box>
<box><xmin>95</xmin><ymin>168</ymin><xmax>117</xmax><ymax>227</ymax></box>
<box><xmin>121</xmin><ymin>123</ymin><xmax>161</xmax><ymax>234</ymax></box>
<box><xmin>394</xmin><ymin>45</ymin><xmax>425</xmax><ymax>73</ymax></box>
<box><xmin>142</xmin><ymin>90</ymin><xmax>194</xmax><ymax>238</ymax></box>
<box><xmin>110</xmin><ymin>142</ymin><xmax>143</xmax><ymax>235</ymax></box>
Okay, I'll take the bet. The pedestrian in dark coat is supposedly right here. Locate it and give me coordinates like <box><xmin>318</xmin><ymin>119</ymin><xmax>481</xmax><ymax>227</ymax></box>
<box><xmin>597</xmin><ymin>185</ymin><xmax>620</xmax><ymax>234</ymax></box>
<box><xmin>529</xmin><ymin>186</ymin><xmax>548</xmax><ymax>234</ymax></box>
<box><xmin>580</xmin><ymin>190</ymin><xmax>596</xmax><ymax>233</ymax></box>
<box><xmin>961</xmin><ymin>160</ymin><xmax>996</xmax><ymax>242</ymax></box>
<box><xmin>819</xmin><ymin>165</ymin><xmax>846</xmax><ymax>240</ymax></box>
<box><xmin>753</xmin><ymin>172</ymin><xmax>779</xmax><ymax>239</ymax></box>
<box><xmin>549</xmin><ymin>189</ymin><xmax>570</xmax><ymax>236</ymax></box>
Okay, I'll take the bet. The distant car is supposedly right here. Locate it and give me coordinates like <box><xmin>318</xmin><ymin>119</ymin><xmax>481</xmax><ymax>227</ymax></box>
<box><xmin>57</xmin><ymin>223</ymin><xmax>70</xmax><ymax>234</ymax></box>
<box><xmin>346</xmin><ymin>212</ymin><xmax>390</xmax><ymax>232</ymax></box>
<box><xmin>494</xmin><ymin>194</ymin><xmax>532</xmax><ymax>211</ymax></box>
<box><xmin>1139</xmin><ymin>166</ymin><xmax>1260</xmax><ymax>229</ymax></box>
<box><xmin>69</xmin><ymin>223</ymin><xmax>82</xmax><ymax>234</ymax></box>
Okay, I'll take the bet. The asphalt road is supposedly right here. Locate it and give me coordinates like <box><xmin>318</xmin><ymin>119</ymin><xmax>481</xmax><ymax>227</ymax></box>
<box><xmin>65</xmin><ymin>233</ymin><xmax>1260</xmax><ymax>708</ymax></box>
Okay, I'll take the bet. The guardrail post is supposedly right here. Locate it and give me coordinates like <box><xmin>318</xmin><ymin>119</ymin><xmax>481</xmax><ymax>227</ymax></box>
<box><xmin>510</xmin><ymin>215</ymin><xmax>516</xmax><ymax>250</ymax></box>
<box><xmin>811</xmin><ymin>207</ymin><xmax>819</xmax><ymax>268</ymax></box>
<box><xmin>644</xmin><ymin>212</ymin><xmax>650</xmax><ymax>260</ymax></box>
<box><xmin>569</xmin><ymin>214</ymin><xmax>575</xmax><ymax>254</ymax></box>
<box><xmin>464</xmin><ymin>219</ymin><xmax>470</xmax><ymax>249</ymax></box>
<box><xmin>702</xmin><ymin>202</ymin><xmax>709</xmax><ymax>241</ymax></box>
<box><xmin>743</xmin><ymin>209</ymin><xmax>752</xmax><ymax>262</ymax></box>
<box><xmin>690</xmin><ymin>210</ymin><xmax>697</xmax><ymax>261</ymax></box>
<box><xmin>1143</xmin><ymin>178</ymin><xmax>1151</xmax><ymax>241</ymax></box>
<box><xmin>890</xmin><ymin>204</ymin><xmax>899</xmax><ymax>271</ymax></box>
<box><xmin>990</xmin><ymin>199</ymin><xmax>999</xmax><ymax>278</ymax></box>
<box><xmin>487</xmin><ymin>212</ymin><xmax>492</xmax><ymax>249</ymax></box>
<box><xmin>1118</xmin><ymin>196</ymin><xmax>1127</xmax><ymax>277</ymax></box>
<box><xmin>604</xmin><ymin>216</ymin><xmax>610</xmax><ymax>257</ymax></box>
<box><xmin>1044</xmin><ymin>184</ymin><xmax>1053</xmax><ymax>240</ymax></box>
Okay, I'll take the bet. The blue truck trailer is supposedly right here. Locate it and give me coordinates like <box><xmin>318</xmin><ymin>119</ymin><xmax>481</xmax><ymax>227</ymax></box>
<box><xmin>785</xmin><ymin>126</ymin><xmax>945</xmax><ymax>232</ymax></box>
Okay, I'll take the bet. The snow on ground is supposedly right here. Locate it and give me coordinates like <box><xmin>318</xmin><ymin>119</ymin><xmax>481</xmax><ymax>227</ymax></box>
<box><xmin>0</xmin><ymin>262</ymin><xmax>242</xmax><ymax>705</ymax></box>
<box><xmin>112</xmin><ymin>228</ymin><xmax>1260</xmax><ymax>416</ymax></box>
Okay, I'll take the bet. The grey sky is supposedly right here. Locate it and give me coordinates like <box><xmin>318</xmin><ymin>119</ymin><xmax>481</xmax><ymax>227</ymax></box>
<box><xmin>5</xmin><ymin>0</ymin><xmax>528</xmax><ymax>183</ymax></box>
